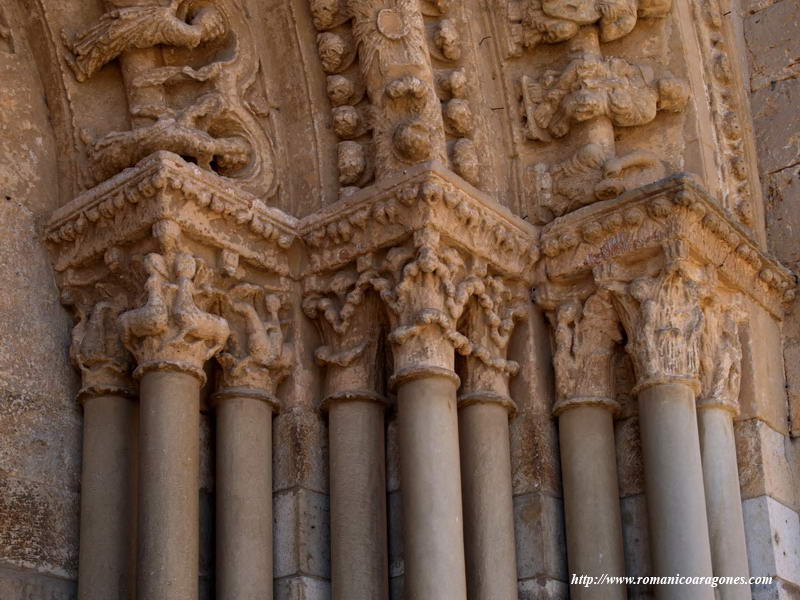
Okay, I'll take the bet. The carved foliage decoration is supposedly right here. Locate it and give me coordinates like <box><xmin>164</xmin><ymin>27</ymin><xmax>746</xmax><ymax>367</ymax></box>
<box><xmin>63</xmin><ymin>0</ymin><xmax>277</xmax><ymax>194</ymax></box>
<box><xmin>602</xmin><ymin>245</ymin><xmax>710</xmax><ymax>392</ymax></box>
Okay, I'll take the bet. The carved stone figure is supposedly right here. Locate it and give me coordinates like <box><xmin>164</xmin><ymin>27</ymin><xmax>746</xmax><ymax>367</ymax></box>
<box><xmin>521</xmin><ymin>54</ymin><xmax>689</xmax><ymax>141</ymax></box>
<box><xmin>699</xmin><ymin>295</ymin><xmax>745</xmax><ymax>411</ymax></box>
<box><xmin>217</xmin><ymin>284</ymin><xmax>291</xmax><ymax>394</ymax></box>
<box><xmin>517</xmin><ymin>0</ymin><xmax>672</xmax><ymax>48</ymax></box>
<box><xmin>63</xmin><ymin>0</ymin><xmax>276</xmax><ymax>191</ymax></box>
<box><xmin>120</xmin><ymin>251</ymin><xmax>230</xmax><ymax>380</ymax></box>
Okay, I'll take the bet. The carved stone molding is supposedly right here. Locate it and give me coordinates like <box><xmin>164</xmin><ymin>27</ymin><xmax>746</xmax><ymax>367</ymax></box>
<box><xmin>538</xmin><ymin>174</ymin><xmax>795</xmax><ymax>320</ymax></box>
<box><xmin>536</xmin><ymin>286</ymin><xmax>622</xmax><ymax>415</ymax></box>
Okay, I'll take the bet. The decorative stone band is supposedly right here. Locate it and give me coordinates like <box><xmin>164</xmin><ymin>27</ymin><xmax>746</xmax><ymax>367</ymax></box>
<box><xmin>301</xmin><ymin>161</ymin><xmax>538</xmax><ymax>281</ymax></box>
<box><xmin>321</xmin><ymin>389</ymin><xmax>389</xmax><ymax>412</ymax></box>
<box><xmin>632</xmin><ymin>375</ymin><xmax>702</xmax><ymax>397</ymax></box>
<box><xmin>133</xmin><ymin>358</ymin><xmax>209</xmax><ymax>384</ymax></box>
<box><xmin>539</xmin><ymin>174</ymin><xmax>795</xmax><ymax>320</ymax></box>
<box><xmin>389</xmin><ymin>365</ymin><xmax>461</xmax><ymax>391</ymax></box>
<box><xmin>211</xmin><ymin>387</ymin><xmax>281</xmax><ymax>412</ymax></box>
<box><xmin>458</xmin><ymin>390</ymin><xmax>518</xmax><ymax>416</ymax></box>
<box><xmin>552</xmin><ymin>395</ymin><xmax>621</xmax><ymax>417</ymax></box>
<box><xmin>45</xmin><ymin>151</ymin><xmax>298</xmax><ymax>278</ymax></box>
<box><xmin>77</xmin><ymin>383</ymin><xmax>138</xmax><ymax>404</ymax></box>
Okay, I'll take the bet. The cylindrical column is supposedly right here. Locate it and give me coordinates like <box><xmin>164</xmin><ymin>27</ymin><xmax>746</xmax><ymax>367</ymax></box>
<box><xmin>328</xmin><ymin>394</ymin><xmax>389</xmax><ymax>600</ymax></box>
<box><xmin>458</xmin><ymin>397</ymin><xmax>518</xmax><ymax>600</ymax></box>
<box><xmin>698</xmin><ymin>406</ymin><xmax>750</xmax><ymax>600</ymax></box>
<box><xmin>559</xmin><ymin>404</ymin><xmax>626</xmax><ymax>600</ymax></box>
<box><xmin>638</xmin><ymin>382</ymin><xmax>714</xmax><ymax>600</ymax></box>
<box><xmin>215</xmin><ymin>390</ymin><xmax>276</xmax><ymax>600</ymax></box>
<box><xmin>137</xmin><ymin>370</ymin><xmax>200</xmax><ymax>600</ymax></box>
<box><xmin>394</xmin><ymin>360</ymin><xmax>467</xmax><ymax>600</ymax></box>
<box><xmin>77</xmin><ymin>393</ymin><xmax>137</xmax><ymax>600</ymax></box>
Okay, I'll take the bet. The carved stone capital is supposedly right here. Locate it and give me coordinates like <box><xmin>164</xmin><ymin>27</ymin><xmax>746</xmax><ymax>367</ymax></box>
<box><xmin>64</xmin><ymin>287</ymin><xmax>135</xmax><ymax>402</ymax></box>
<box><xmin>536</xmin><ymin>286</ymin><xmax>622</xmax><ymax>415</ymax></box>
<box><xmin>698</xmin><ymin>294</ymin><xmax>745</xmax><ymax>414</ymax></box>
<box><xmin>120</xmin><ymin>249</ymin><xmax>230</xmax><ymax>382</ymax></box>
<box><xmin>216</xmin><ymin>284</ymin><xmax>291</xmax><ymax>402</ymax></box>
<box><xmin>457</xmin><ymin>277</ymin><xmax>529</xmax><ymax>415</ymax></box>
<box><xmin>46</xmin><ymin>153</ymin><xmax>296</xmax><ymax>390</ymax></box>
<box><xmin>302</xmin><ymin>164</ymin><xmax>538</xmax><ymax>380</ymax></box>
<box><xmin>598</xmin><ymin>242</ymin><xmax>712</xmax><ymax>394</ymax></box>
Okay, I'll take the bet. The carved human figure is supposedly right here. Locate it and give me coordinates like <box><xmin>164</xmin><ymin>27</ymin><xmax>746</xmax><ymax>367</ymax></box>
<box><xmin>521</xmin><ymin>54</ymin><xmax>689</xmax><ymax>140</ymax></box>
<box><xmin>699</xmin><ymin>296</ymin><xmax>744</xmax><ymax>410</ymax></box>
<box><xmin>519</xmin><ymin>0</ymin><xmax>672</xmax><ymax>48</ymax></box>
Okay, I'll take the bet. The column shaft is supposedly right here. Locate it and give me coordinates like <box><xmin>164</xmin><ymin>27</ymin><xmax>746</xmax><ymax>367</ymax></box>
<box><xmin>78</xmin><ymin>394</ymin><xmax>137</xmax><ymax>600</ymax></box>
<box><xmin>559</xmin><ymin>405</ymin><xmax>626</xmax><ymax>600</ymax></box>
<box><xmin>638</xmin><ymin>382</ymin><xmax>714</xmax><ymax>600</ymax></box>
<box><xmin>329</xmin><ymin>399</ymin><xmax>388</xmax><ymax>600</ymax></box>
<box><xmin>458</xmin><ymin>402</ymin><xmax>517</xmax><ymax>600</ymax></box>
<box><xmin>216</xmin><ymin>395</ymin><xmax>274</xmax><ymax>600</ymax></box>
<box><xmin>137</xmin><ymin>370</ymin><xmax>200</xmax><ymax>600</ymax></box>
<box><xmin>698</xmin><ymin>407</ymin><xmax>750</xmax><ymax>600</ymax></box>
<box><xmin>397</xmin><ymin>374</ymin><xmax>468</xmax><ymax>600</ymax></box>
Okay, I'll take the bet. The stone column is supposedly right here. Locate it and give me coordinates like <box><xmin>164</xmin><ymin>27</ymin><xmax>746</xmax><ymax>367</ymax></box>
<box><xmin>605</xmin><ymin>247</ymin><xmax>715</xmax><ymax>600</ymax></box>
<box><xmin>309</xmin><ymin>290</ymin><xmax>389</xmax><ymax>600</ymax></box>
<box><xmin>214</xmin><ymin>286</ymin><xmax>291</xmax><ymax>600</ymax></box>
<box><xmin>120</xmin><ymin>245</ymin><xmax>230</xmax><ymax>600</ymax></box>
<box><xmin>457</xmin><ymin>280</ymin><xmax>526</xmax><ymax>600</ymax></box>
<box><xmin>68</xmin><ymin>295</ymin><xmax>137</xmax><ymax>600</ymax></box>
<box><xmin>385</xmin><ymin>229</ymin><xmax>468</xmax><ymax>600</ymax></box>
<box><xmin>697</xmin><ymin>297</ymin><xmax>750</xmax><ymax>600</ymax></box>
<box><xmin>541</xmin><ymin>290</ymin><xmax>626</xmax><ymax>600</ymax></box>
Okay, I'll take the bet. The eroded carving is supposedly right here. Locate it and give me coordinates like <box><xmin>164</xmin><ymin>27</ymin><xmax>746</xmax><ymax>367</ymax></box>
<box><xmin>120</xmin><ymin>240</ymin><xmax>230</xmax><ymax>381</ymax></box>
<box><xmin>63</xmin><ymin>0</ymin><xmax>277</xmax><ymax>191</ymax></box>
<box><xmin>540</xmin><ymin>288</ymin><xmax>622</xmax><ymax>414</ymax></box>
<box><xmin>699</xmin><ymin>295</ymin><xmax>745</xmax><ymax>413</ymax></box>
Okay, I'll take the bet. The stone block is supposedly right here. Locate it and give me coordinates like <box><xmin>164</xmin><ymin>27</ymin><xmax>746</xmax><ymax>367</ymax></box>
<box><xmin>275</xmin><ymin>575</ymin><xmax>331</xmax><ymax>600</ymax></box>
<box><xmin>273</xmin><ymin>488</ymin><xmax>330</xmax><ymax>580</ymax></box>
<box><xmin>518</xmin><ymin>577</ymin><xmax>568</xmax><ymax>599</ymax></box>
<box><xmin>514</xmin><ymin>492</ymin><xmax>567</xmax><ymax>582</ymax></box>
<box><xmin>751</xmin><ymin>578</ymin><xmax>800</xmax><ymax>600</ymax></box>
<box><xmin>0</xmin><ymin>565</ymin><xmax>76</xmax><ymax>600</ymax></box>
<box><xmin>745</xmin><ymin>0</ymin><xmax>800</xmax><ymax>92</ymax></box>
<box><xmin>387</xmin><ymin>490</ymin><xmax>404</xmax><ymax>579</ymax></box>
<box><xmin>735</xmin><ymin>418</ymin><xmax>798</xmax><ymax>510</ymax></box>
<box><xmin>620</xmin><ymin>494</ymin><xmax>653</xmax><ymax>597</ymax></box>
<box><xmin>510</xmin><ymin>410</ymin><xmax>561</xmax><ymax>497</ymax></box>
<box><xmin>750</xmin><ymin>77</ymin><xmax>800</xmax><ymax>174</ymax></box>
<box><xmin>615</xmin><ymin>416</ymin><xmax>645</xmax><ymax>497</ymax></box>
<box><xmin>738</xmin><ymin>299</ymin><xmax>789</xmax><ymax>435</ymax></box>
<box><xmin>273</xmin><ymin>407</ymin><xmax>328</xmax><ymax>494</ymax></box>
<box><xmin>743</xmin><ymin>495</ymin><xmax>800</xmax><ymax>583</ymax></box>
<box><xmin>0</xmin><ymin>475</ymin><xmax>78</xmax><ymax>579</ymax></box>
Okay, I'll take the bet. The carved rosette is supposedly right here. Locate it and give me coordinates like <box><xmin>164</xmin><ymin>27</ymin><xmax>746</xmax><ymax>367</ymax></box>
<box><xmin>698</xmin><ymin>294</ymin><xmax>745</xmax><ymax>414</ymax></box>
<box><xmin>537</xmin><ymin>287</ymin><xmax>622</xmax><ymax>415</ymax></box>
